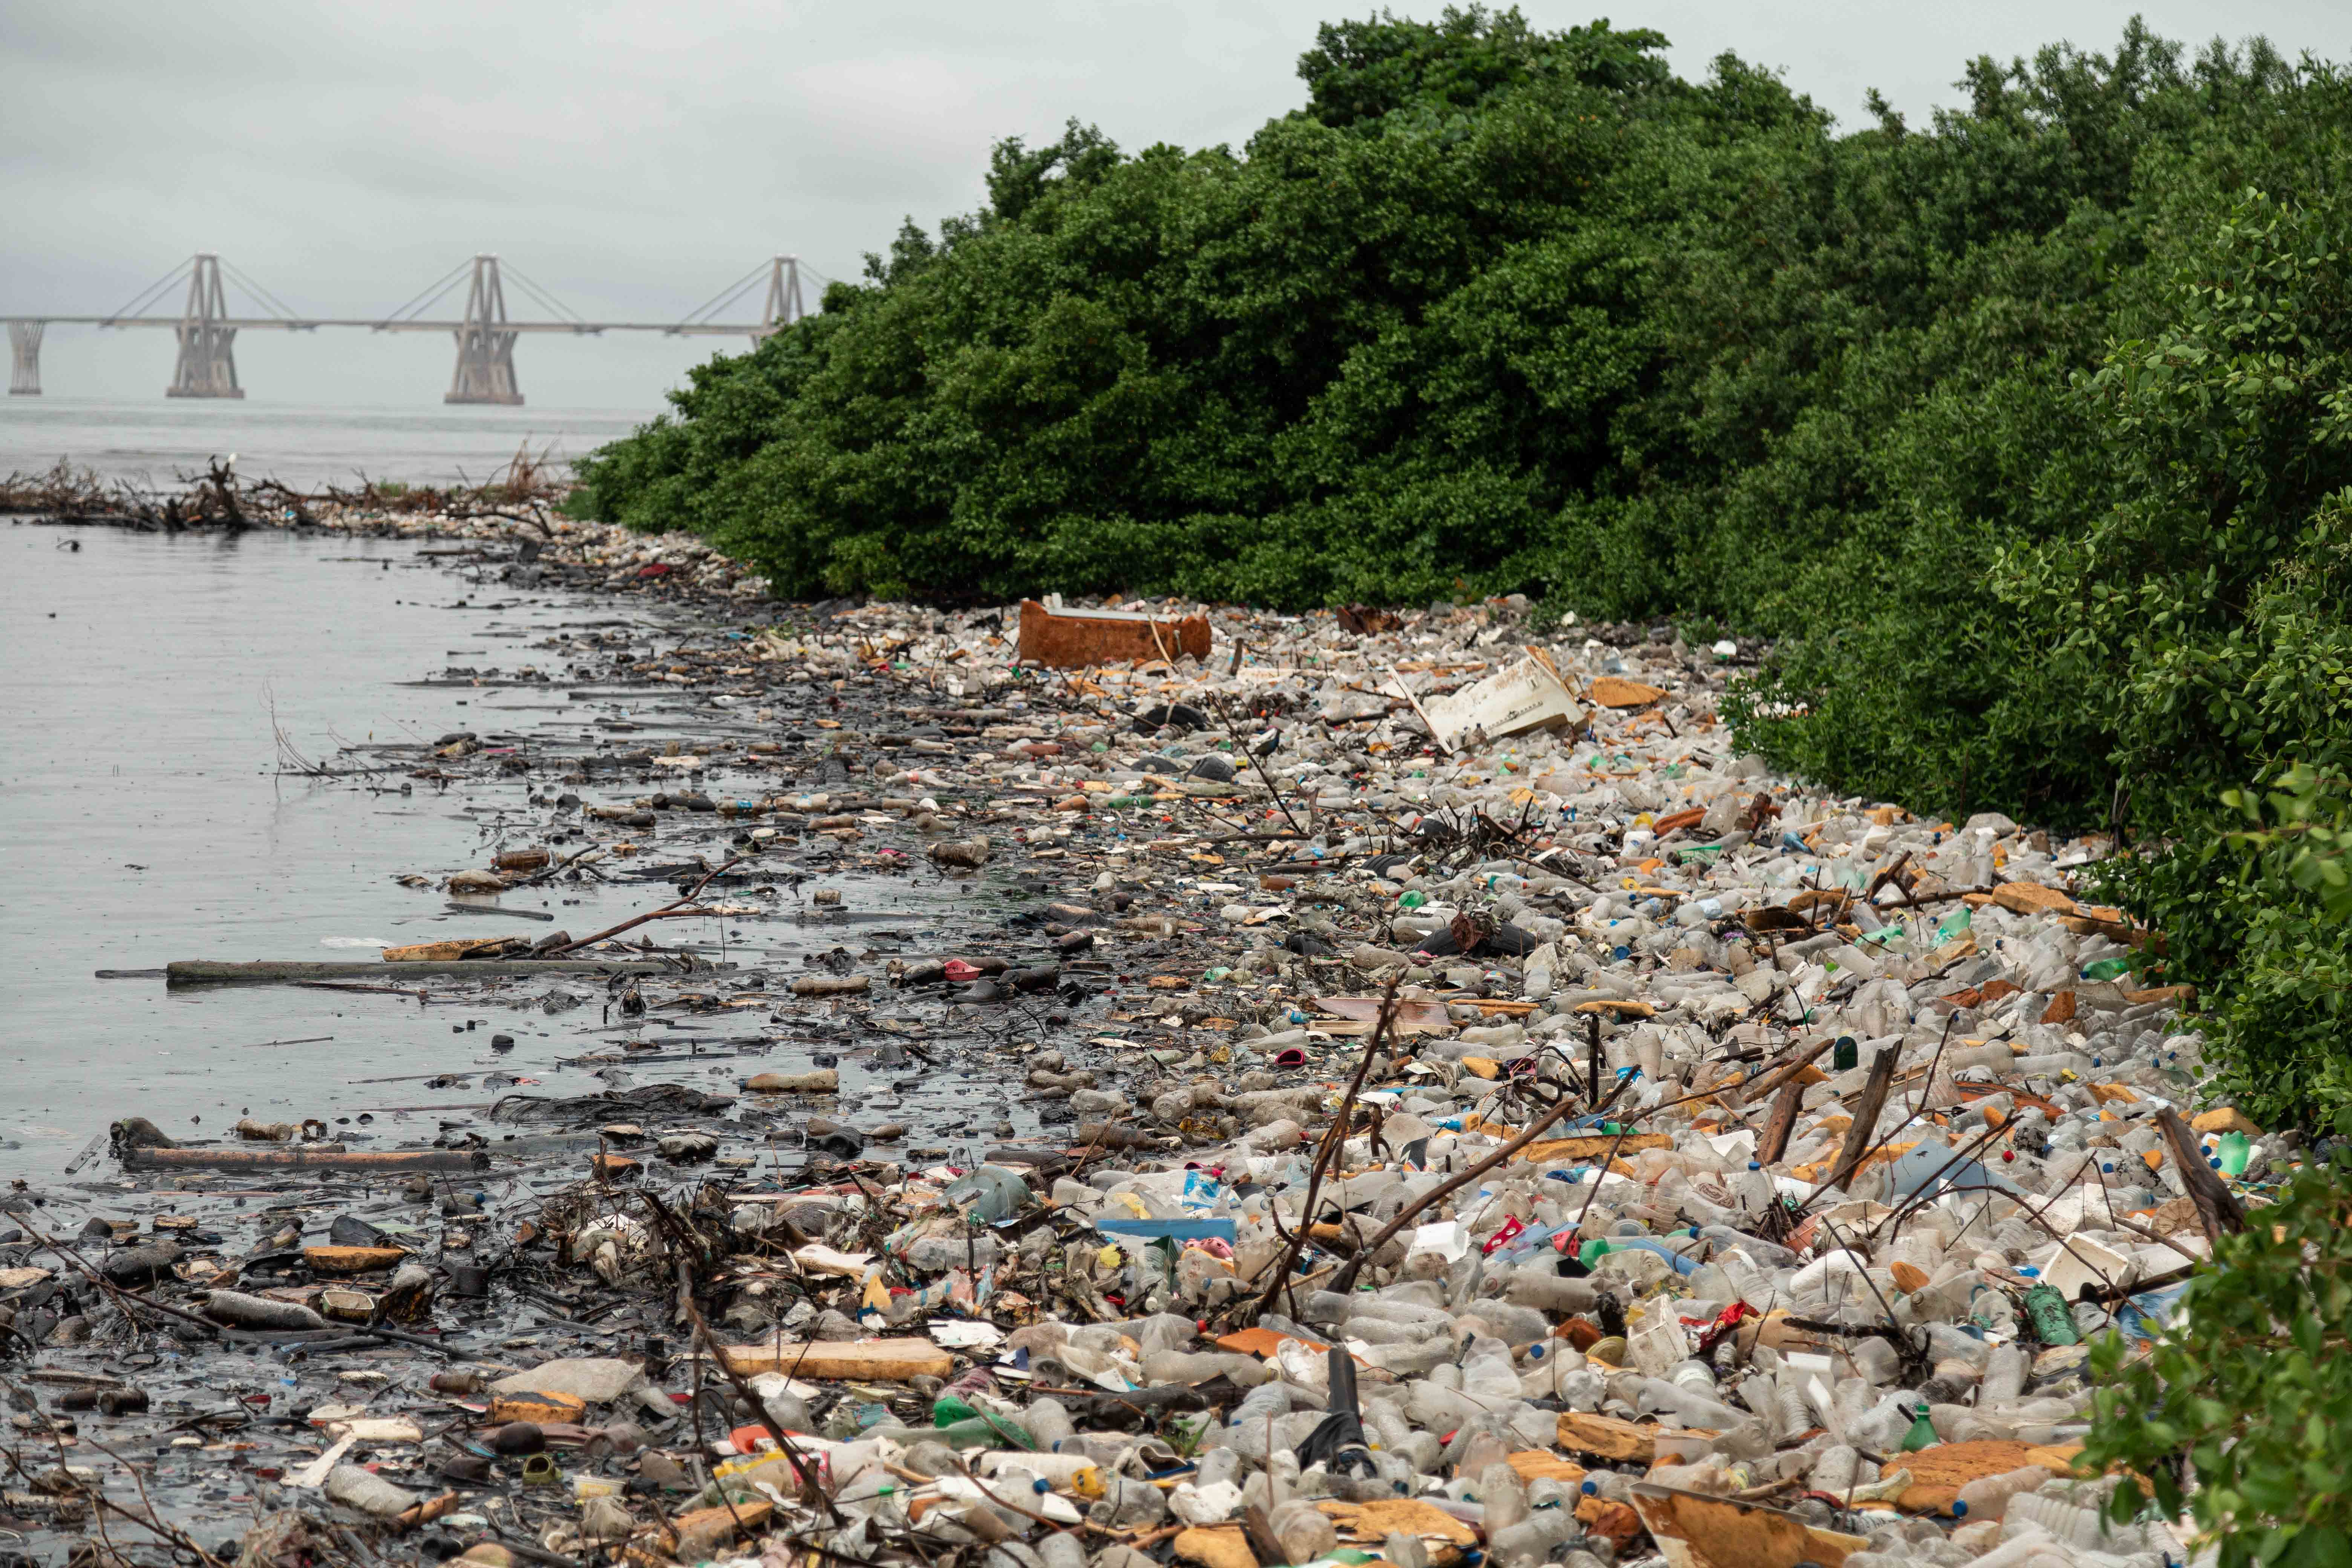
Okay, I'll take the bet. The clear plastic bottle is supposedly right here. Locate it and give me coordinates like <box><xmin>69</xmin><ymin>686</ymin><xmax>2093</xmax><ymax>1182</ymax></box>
<box><xmin>1476</xmin><ymin>1461</ymin><xmax>1529</xmax><ymax>1531</ymax></box>
<box><xmin>1486</xmin><ymin>1507</ymin><xmax>1577</xmax><ymax>1562</ymax></box>
<box><xmin>1144</xmin><ymin>1351</ymin><xmax>1272</xmax><ymax>1387</ymax></box>
<box><xmin>1951</xmin><ymin>1464</ymin><xmax>2052</xmax><ymax>1522</ymax></box>
<box><xmin>1501</xmin><ymin>1270</ymin><xmax>1599</xmax><ymax>1314</ymax></box>
<box><xmin>1978</xmin><ymin>1343</ymin><xmax>2026</xmax><ymax>1406</ymax></box>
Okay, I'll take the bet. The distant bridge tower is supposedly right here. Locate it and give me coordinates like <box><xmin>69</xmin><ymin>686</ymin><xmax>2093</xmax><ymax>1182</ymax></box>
<box><xmin>7</xmin><ymin>322</ymin><xmax>41</xmax><ymax>395</ymax></box>
<box><xmin>447</xmin><ymin>255</ymin><xmax>522</xmax><ymax>405</ymax></box>
<box><xmin>758</xmin><ymin>255</ymin><xmax>804</xmax><ymax>341</ymax></box>
<box><xmin>167</xmin><ymin>253</ymin><xmax>242</xmax><ymax>398</ymax></box>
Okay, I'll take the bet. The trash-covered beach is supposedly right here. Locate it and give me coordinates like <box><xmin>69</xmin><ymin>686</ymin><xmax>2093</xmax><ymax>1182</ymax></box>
<box><xmin>0</xmin><ymin>514</ymin><xmax>2253</xmax><ymax>1568</ymax></box>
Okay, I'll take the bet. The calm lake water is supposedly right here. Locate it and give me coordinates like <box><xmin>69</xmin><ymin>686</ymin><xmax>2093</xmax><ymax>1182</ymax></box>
<box><xmin>0</xmin><ymin>525</ymin><xmax>929</xmax><ymax>1184</ymax></box>
<box><xmin>0</xmin><ymin>397</ymin><xmax>656</xmax><ymax>490</ymax></box>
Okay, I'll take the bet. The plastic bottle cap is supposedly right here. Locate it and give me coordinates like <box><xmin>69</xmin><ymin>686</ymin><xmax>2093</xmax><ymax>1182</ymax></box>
<box><xmin>1033</xmin><ymin>1478</ymin><xmax>1051</xmax><ymax>1494</ymax></box>
<box><xmin>1581</xmin><ymin>1479</ymin><xmax>1598</xmax><ymax>1495</ymax></box>
<box><xmin>1952</xmin><ymin>1500</ymin><xmax>1968</xmax><ymax>1517</ymax></box>
<box><xmin>1748</xmin><ymin>1161</ymin><xmax>1760</xmax><ymax>1170</ymax></box>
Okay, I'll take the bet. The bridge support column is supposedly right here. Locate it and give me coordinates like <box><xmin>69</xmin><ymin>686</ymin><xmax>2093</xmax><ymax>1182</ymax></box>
<box><xmin>755</xmin><ymin>254</ymin><xmax>804</xmax><ymax>343</ymax></box>
<box><xmin>447</xmin><ymin>255</ymin><xmax>522</xmax><ymax>405</ymax></box>
<box><xmin>7</xmin><ymin>322</ymin><xmax>41</xmax><ymax>395</ymax></box>
<box><xmin>167</xmin><ymin>254</ymin><xmax>243</xmax><ymax>398</ymax></box>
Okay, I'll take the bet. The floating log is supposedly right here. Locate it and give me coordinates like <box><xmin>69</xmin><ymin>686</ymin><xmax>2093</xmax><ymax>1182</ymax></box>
<box><xmin>165</xmin><ymin>959</ymin><xmax>686</xmax><ymax>985</ymax></box>
<box><xmin>122</xmin><ymin>1146</ymin><xmax>489</xmax><ymax>1173</ymax></box>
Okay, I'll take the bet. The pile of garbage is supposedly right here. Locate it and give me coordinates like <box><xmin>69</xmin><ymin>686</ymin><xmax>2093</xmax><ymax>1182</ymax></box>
<box><xmin>309</xmin><ymin>502</ymin><xmax>775</xmax><ymax>602</ymax></box>
<box><xmin>2</xmin><ymin>583</ymin><xmax>2269</xmax><ymax>1568</ymax></box>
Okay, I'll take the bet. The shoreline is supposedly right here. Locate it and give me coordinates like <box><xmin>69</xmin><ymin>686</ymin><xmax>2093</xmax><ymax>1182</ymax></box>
<box><xmin>0</xmin><ymin>498</ymin><xmax>2240</xmax><ymax>1566</ymax></box>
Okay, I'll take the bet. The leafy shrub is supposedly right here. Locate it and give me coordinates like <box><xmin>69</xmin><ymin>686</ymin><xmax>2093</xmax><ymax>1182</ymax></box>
<box><xmin>2101</xmin><ymin>768</ymin><xmax>2352</xmax><ymax>1127</ymax></box>
<box><xmin>572</xmin><ymin>10</ymin><xmax>2352</xmax><ymax>1121</ymax></box>
<box><xmin>2080</xmin><ymin>1121</ymin><xmax>2352</xmax><ymax>1566</ymax></box>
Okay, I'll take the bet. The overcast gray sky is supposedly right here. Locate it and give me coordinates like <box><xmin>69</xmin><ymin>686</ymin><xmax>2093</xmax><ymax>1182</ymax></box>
<box><xmin>5</xmin><ymin>0</ymin><xmax>2345</xmax><ymax>409</ymax></box>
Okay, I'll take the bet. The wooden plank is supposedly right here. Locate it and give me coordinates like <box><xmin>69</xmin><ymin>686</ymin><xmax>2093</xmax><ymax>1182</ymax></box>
<box><xmin>1317</xmin><ymin>1497</ymin><xmax>1479</xmax><ymax>1564</ymax></box>
<box><xmin>1176</xmin><ymin>1524</ymin><xmax>1259</xmax><ymax>1568</ymax></box>
<box><xmin>1506</xmin><ymin>1450</ymin><xmax>1587</xmax><ymax>1488</ymax></box>
<box><xmin>303</xmin><ymin>1246</ymin><xmax>408</xmax><ymax>1275</ymax></box>
<box><xmin>490</xmin><ymin>1391</ymin><xmax>587</xmax><ymax>1426</ymax></box>
<box><xmin>1630</xmin><ymin>1483</ymin><xmax>1868</xmax><ymax>1568</ymax></box>
<box><xmin>1556</xmin><ymin>1410</ymin><xmax>1657</xmax><ymax>1464</ymax></box>
<box><xmin>715</xmin><ymin>1337</ymin><xmax>954</xmax><ymax>1381</ymax></box>
<box><xmin>1824</xmin><ymin>1045</ymin><xmax>1899</xmax><ymax>1192</ymax></box>
<box><xmin>1757</xmin><ymin>1074</ymin><xmax>1806</xmax><ymax>1165</ymax></box>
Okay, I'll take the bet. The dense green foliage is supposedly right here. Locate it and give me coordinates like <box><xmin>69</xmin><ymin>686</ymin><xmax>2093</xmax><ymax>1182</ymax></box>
<box><xmin>2082</xmin><ymin>1122</ymin><xmax>2352</xmax><ymax>1566</ymax></box>
<box><xmin>576</xmin><ymin>11</ymin><xmax>2352</xmax><ymax>1121</ymax></box>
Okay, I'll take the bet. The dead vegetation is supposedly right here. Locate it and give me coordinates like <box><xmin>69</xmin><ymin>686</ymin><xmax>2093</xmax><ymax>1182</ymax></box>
<box><xmin>1</xmin><ymin>440</ymin><xmax>574</xmax><ymax>533</ymax></box>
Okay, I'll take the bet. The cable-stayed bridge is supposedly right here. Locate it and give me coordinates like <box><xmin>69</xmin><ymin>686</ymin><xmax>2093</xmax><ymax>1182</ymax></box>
<box><xmin>4</xmin><ymin>252</ymin><xmax>821</xmax><ymax>404</ymax></box>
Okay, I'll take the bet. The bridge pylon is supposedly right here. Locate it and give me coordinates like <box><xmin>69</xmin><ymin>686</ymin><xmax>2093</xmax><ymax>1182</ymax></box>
<box><xmin>167</xmin><ymin>254</ymin><xmax>242</xmax><ymax>398</ymax></box>
<box><xmin>7</xmin><ymin>322</ymin><xmax>41</xmax><ymax>395</ymax></box>
<box><xmin>757</xmin><ymin>255</ymin><xmax>804</xmax><ymax>341</ymax></box>
<box><xmin>446</xmin><ymin>255</ymin><xmax>522</xmax><ymax>406</ymax></box>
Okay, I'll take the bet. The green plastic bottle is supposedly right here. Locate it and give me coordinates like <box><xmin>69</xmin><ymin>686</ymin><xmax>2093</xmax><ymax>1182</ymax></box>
<box><xmin>2021</xmin><ymin>1283</ymin><xmax>2080</xmax><ymax>1346</ymax></box>
<box><xmin>2216</xmin><ymin>1131</ymin><xmax>2251</xmax><ymax>1177</ymax></box>
<box><xmin>2082</xmin><ymin>957</ymin><xmax>2133</xmax><ymax>982</ymax></box>
<box><xmin>1901</xmin><ymin>1403</ymin><xmax>1940</xmax><ymax>1452</ymax></box>
<box><xmin>1936</xmin><ymin>907</ymin><xmax>1973</xmax><ymax>943</ymax></box>
<box><xmin>933</xmin><ymin>1395</ymin><xmax>1038</xmax><ymax>1450</ymax></box>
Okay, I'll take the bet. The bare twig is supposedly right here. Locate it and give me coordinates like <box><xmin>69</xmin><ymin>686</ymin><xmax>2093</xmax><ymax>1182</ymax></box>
<box><xmin>543</xmin><ymin>857</ymin><xmax>744</xmax><ymax>955</ymax></box>
<box><xmin>1252</xmin><ymin>973</ymin><xmax>1401</xmax><ymax>1320</ymax></box>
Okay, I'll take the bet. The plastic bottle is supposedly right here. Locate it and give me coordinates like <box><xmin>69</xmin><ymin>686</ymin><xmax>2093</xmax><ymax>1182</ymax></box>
<box><xmin>1362</xmin><ymin>1338</ymin><xmax>1457</xmax><ymax>1377</ymax></box>
<box><xmin>1475</xmin><ymin>1460</ymin><xmax>1529</xmax><ymax>1530</ymax></box>
<box><xmin>975</xmin><ymin>1451</ymin><xmax>1101</xmax><ymax>1492</ymax></box>
<box><xmin>940</xmin><ymin>1165</ymin><xmax>1033</xmax><ymax>1222</ymax></box>
<box><xmin>2007</xmin><ymin>1488</ymin><xmax>2147</xmax><ymax>1551</ymax></box>
<box><xmin>1405</xmin><ymin>1381</ymin><xmax>1499</xmax><ymax>1430</ymax></box>
<box><xmin>1950</xmin><ymin>1464</ymin><xmax>2053</xmax><ymax>1522</ymax></box>
<box><xmin>1637</xmin><ymin>1377</ymin><xmax>1745</xmax><ymax>1430</ymax></box>
<box><xmin>1143</xmin><ymin>1351</ymin><xmax>1272</xmax><ymax>1387</ymax></box>
<box><xmin>1500</xmin><ymin>1270</ymin><xmax>1599</xmax><ymax>1315</ymax></box>
<box><xmin>1668</xmin><ymin>1360</ymin><xmax>1719</xmax><ymax>1399</ymax></box>
<box><xmin>1946</xmin><ymin>1526</ymin><xmax>2066</xmax><ymax>1568</ymax></box>
<box><xmin>2021</xmin><ymin>1284</ymin><xmax>2079</xmax><ymax>1346</ymax></box>
<box><xmin>1021</xmin><ymin>1398</ymin><xmax>1076</xmax><ymax>1450</ymax></box>
<box><xmin>1486</xmin><ymin>1506</ymin><xmax>1578</xmax><ymax>1563</ymax></box>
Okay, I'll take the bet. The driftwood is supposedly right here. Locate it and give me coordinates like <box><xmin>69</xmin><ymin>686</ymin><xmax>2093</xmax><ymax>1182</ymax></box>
<box><xmin>1822</xmin><ymin>1045</ymin><xmax>1899</xmax><ymax>1193</ymax></box>
<box><xmin>166</xmin><ymin>958</ymin><xmax>685</xmax><ymax>984</ymax></box>
<box><xmin>120</xmin><ymin>1146</ymin><xmax>488</xmax><ymax>1173</ymax></box>
<box><xmin>2155</xmin><ymin>1107</ymin><xmax>2248</xmax><ymax>1241</ymax></box>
